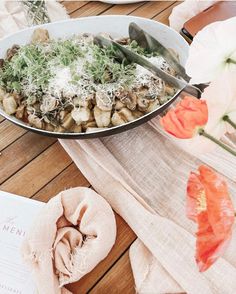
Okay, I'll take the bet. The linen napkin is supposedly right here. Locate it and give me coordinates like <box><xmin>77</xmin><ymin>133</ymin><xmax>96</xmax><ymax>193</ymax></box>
<box><xmin>21</xmin><ymin>187</ymin><xmax>116</xmax><ymax>294</ymax></box>
<box><xmin>0</xmin><ymin>0</ymin><xmax>68</xmax><ymax>39</ymax></box>
<box><xmin>61</xmin><ymin>124</ymin><xmax>236</xmax><ymax>294</ymax></box>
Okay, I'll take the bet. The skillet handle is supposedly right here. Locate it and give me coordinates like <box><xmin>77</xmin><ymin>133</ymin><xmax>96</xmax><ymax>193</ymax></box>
<box><xmin>182</xmin><ymin>84</ymin><xmax>202</xmax><ymax>98</ymax></box>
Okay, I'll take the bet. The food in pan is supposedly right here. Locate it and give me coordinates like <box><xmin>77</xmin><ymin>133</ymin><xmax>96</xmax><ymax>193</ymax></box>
<box><xmin>0</xmin><ymin>28</ymin><xmax>178</xmax><ymax>133</ymax></box>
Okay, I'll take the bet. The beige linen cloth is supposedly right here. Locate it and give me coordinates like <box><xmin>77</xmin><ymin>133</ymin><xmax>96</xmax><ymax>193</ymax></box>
<box><xmin>0</xmin><ymin>0</ymin><xmax>68</xmax><ymax>38</ymax></box>
<box><xmin>22</xmin><ymin>187</ymin><xmax>116</xmax><ymax>294</ymax></box>
<box><xmin>2</xmin><ymin>1</ymin><xmax>236</xmax><ymax>293</ymax></box>
<box><xmin>61</xmin><ymin>124</ymin><xmax>236</xmax><ymax>294</ymax></box>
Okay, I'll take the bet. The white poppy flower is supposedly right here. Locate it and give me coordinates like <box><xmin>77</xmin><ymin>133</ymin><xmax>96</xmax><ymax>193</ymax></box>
<box><xmin>177</xmin><ymin>70</ymin><xmax>236</xmax><ymax>155</ymax></box>
<box><xmin>185</xmin><ymin>17</ymin><xmax>236</xmax><ymax>84</ymax></box>
<box><xmin>203</xmin><ymin>69</ymin><xmax>236</xmax><ymax>137</ymax></box>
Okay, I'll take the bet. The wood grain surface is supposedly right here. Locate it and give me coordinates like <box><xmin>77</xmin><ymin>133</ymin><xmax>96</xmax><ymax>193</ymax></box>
<box><xmin>0</xmin><ymin>1</ymin><xmax>177</xmax><ymax>293</ymax></box>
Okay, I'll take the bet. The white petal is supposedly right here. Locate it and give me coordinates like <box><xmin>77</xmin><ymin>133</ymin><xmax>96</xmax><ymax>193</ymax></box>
<box><xmin>177</xmin><ymin>135</ymin><xmax>217</xmax><ymax>155</ymax></box>
<box><xmin>186</xmin><ymin>17</ymin><xmax>236</xmax><ymax>84</ymax></box>
<box><xmin>228</xmin><ymin>111</ymin><xmax>236</xmax><ymax>122</ymax></box>
<box><xmin>227</xmin><ymin>111</ymin><xmax>236</xmax><ymax>134</ymax></box>
<box><xmin>200</xmin><ymin>68</ymin><xmax>236</xmax><ymax>138</ymax></box>
<box><xmin>205</xmin><ymin>121</ymin><xmax>227</xmax><ymax>139</ymax></box>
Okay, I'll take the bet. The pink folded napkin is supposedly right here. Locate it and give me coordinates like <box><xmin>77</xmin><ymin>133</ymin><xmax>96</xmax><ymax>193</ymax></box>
<box><xmin>21</xmin><ymin>188</ymin><xmax>116</xmax><ymax>294</ymax></box>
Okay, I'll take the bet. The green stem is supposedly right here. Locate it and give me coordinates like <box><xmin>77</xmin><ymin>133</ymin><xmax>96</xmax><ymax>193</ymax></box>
<box><xmin>226</xmin><ymin>58</ymin><xmax>236</xmax><ymax>65</ymax></box>
<box><xmin>199</xmin><ymin>129</ymin><xmax>236</xmax><ymax>157</ymax></box>
<box><xmin>223</xmin><ymin>115</ymin><xmax>236</xmax><ymax>129</ymax></box>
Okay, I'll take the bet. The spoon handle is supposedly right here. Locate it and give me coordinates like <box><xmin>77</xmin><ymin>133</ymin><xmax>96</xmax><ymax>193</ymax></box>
<box><xmin>94</xmin><ymin>35</ymin><xmax>202</xmax><ymax>98</ymax></box>
<box><xmin>129</xmin><ymin>22</ymin><xmax>190</xmax><ymax>82</ymax></box>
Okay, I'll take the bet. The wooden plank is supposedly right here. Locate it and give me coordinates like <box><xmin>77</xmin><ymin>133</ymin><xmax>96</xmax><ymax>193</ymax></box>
<box><xmin>130</xmin><ymin>1</ymin><xmax>175</xmax><ymax>18</ymax></box>
<box><xmin>0</xmin><ymin>133</ymin><xmax>55</xmax><ymax>184</ymax></box>
<box><xmin>70</xmin><ymin>2</ymin><xmax>113</xmax><ymax>18</ymax></box>
<box><xmin>0</xmin><ymin>120</ymin><xmax>26</xmax><ymax>151</ymax></box>
<box><xmin>153</xmin><ymin>2</ymin><xmax>179</xmax><ymax>25</ymax></box>
<box><xmin>0</xmin><ymin>115</ymin><xmax>4</xmax><ymax>123</ymax></box>
<box><xmin>0</xmin><ymin>142</ymin><xmax>72</xmax><ymax>197</ymax></box>
<box><xmin>63</xmin><ymin>1</ymin><xmax>88</xmax><ymax>14</ymax></box>
<box><xmin>32</xmin><ymin>163</ymin><xmax>90</xmax><ymax>201</ymax></box>
<box><xmin>102</xmin><ymin>2</ymin><xmax>145</xmax><ymax>15</ymax></box>
<box><xmin>67</xmin><ymin>214</ymin><xmax>136</xmax><ymax>294</ymax></box>
<box><xmin>90</xmin><ymin>251</ymin><xmax>135</xmax><ymax>294</ymax></box>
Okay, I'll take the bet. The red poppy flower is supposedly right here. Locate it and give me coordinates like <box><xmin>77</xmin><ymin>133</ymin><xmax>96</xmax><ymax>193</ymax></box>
<box><xmin>160</xmin><ymin>96</ymin><xmax>208</xmax><ymax>139</ymax></box>
<box><xmin>187</xmin><ymin>165</ymin><xmax>235</xmax><ymax>272</ymax></box>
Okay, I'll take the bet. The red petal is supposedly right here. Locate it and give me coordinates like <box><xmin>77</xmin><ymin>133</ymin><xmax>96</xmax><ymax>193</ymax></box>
<box><xmin>196</xmin><ymin>213</ymin><xmax>232</xmax><ymax>272</ymax></box>
<box><xmin>186</xmin><ymin>165</ymin><xmax>235</xmax><ymax>272</ymax></box>
<box><xmin>160</xmin><ymin>109</ymin><xmax>194</xmax><ymax>139</ymax></box>
<box><xmin>186</xmin><ymin>172</ymin><xmax>204</xmax><ymax>222</ymax></box>
<box><xmin>160</xmin><ymin>96</ymin><xmax>208</xmax><ymax>139</ymax></box>
<box><xmin>199</xmin><ymin>166</ymin><xmax>235</xmax><ymax>239</ymax></box>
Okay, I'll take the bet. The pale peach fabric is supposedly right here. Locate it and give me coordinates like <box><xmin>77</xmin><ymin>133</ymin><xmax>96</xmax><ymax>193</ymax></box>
<box><xmin>129</xmin><ymin>239</ymin><xmax>183</xmax><ymax>293</ymax></box>
<box><xmin>60</xmin><ymin>124</ymin><xmax>236</xmax><ymax>294</ymax></box>
<box><xmin>21</xmin><ymin>187</ymin><xmax>117</xmax><ymax>294</ymax></box>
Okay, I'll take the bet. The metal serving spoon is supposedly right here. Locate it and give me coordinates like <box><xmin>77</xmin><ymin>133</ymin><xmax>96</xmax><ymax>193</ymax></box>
<box><xmin>129</xmin><ymin>22</ymin><xmax>190</xmax><ymax>82</ymax></box>
<box><xmin>94</xmin><ymin>35</ymin><xmax>202</xmax><ymax>98</ymax></box>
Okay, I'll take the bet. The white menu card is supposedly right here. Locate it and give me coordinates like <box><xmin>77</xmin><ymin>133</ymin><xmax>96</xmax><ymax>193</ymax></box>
<box><xmin>0</xmin><ymin>191</ymin><xmax>45</xmax><ymax>294</ymax></box>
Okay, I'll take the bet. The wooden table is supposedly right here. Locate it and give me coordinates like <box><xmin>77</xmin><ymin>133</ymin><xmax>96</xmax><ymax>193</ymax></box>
<box><xmin>0</xmin><ymin>1</ymin><xmax>178</xmax><ymax>293</ymax></box>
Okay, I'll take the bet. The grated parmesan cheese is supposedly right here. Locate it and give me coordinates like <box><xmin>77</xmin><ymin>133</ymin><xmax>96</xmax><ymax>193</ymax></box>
<box><xmin>47</xmin><ymin>47</ymin><xmax>169</xmax><ymax>108</ymax></box>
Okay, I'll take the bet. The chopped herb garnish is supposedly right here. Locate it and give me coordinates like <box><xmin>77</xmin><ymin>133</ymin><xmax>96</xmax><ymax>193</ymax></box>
<box><xmin>0</xmin><ymin>30</ymin><xmax>176</xmax><ymax>134</ymax></box>
<box><xmin>85</xmin><ymin>44</ymin><xmax>136</xmax><ymax>85</ymax></box>
<box><xmin>127</xmin><ymin>40</ymin><xmax>159</xmax><ymax>58</ymax></box>
<box><xmin>0</xmin><ymin>37</ymin><xmax>84</xmax><ymax>98</ymax></box>
<box><xmin>50</xmin><ymin>39</ymin><xmax>84</xmax><ymax>66</ymax></box>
